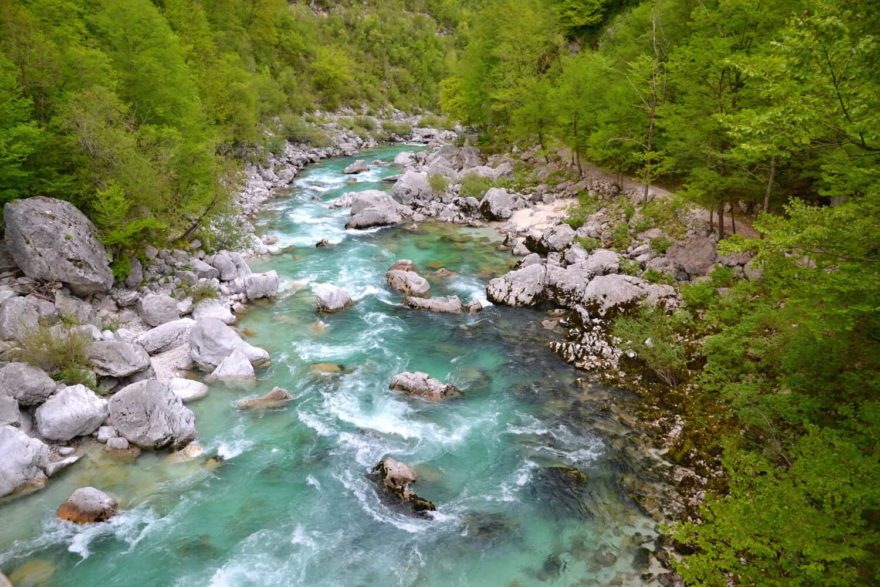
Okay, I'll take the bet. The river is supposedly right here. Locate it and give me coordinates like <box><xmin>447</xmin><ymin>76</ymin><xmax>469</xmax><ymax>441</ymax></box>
<box><xmin>0</xmin><ymin>146</ymin><xmax>657</xmax><ymax>586</ymax></box>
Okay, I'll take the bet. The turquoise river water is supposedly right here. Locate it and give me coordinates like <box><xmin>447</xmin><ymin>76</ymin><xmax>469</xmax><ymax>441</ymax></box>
<box><xmin>0</xmin><ymin>146</ymin><xmax>657</xmax><ymax>586</ymax></box>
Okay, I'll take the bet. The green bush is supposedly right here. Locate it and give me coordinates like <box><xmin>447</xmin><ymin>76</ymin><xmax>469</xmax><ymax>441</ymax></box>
<box><xmin>611</xmin><ymin>222</ymin><xmax>631</xmax><ymax>249</ymax></box>
<box><xmin>565</xmin><ymin>192</ymin><xmax>601</xmax><ymax>229</ymax></box>
<box><xmin>428</xmin><ymin>174</ymin><xmax>449</xmax><ymax>194</ymax></box>
<box><xmin>459</xmin><ymin>173</ymin><xmax>494</xmax><ymax>199</ymax></box>
<box><xmin>576</xmin><ymin>236</ymin><xmax>601</xmax><ymax>251</ymax></box>
<box><xmin>643</xmin><ymin>268</ymin><xmax>674</xmax><ymax>285</ymax></box>
<box><xmin>353</xmin><ymin>115</ymin><xmax>377</xmax><ymax>131</ymax></box>
<box><xmin>381</xmin><ymin>121</ymin><xmax>413</xmax><ymax>137</ymax></box>
<box><xmin>18</xmin><ymin>323</ymin><xmax>94</xmax><ymax>386</ymax></box>
<box><xmin>650</xmin><ymin>237</ymin><xmax>673</xmax><ymax>254</ymax></box>
<box><xmin>279</xmin><ymin>113</ymin><xmax>331</xmax><ymax>147</ymax></box>
<box><xmin>177</xmin><ymin>281</ymin><xmax>219</xmax><ymax>304</ymax></box>
<box><xmin>613</xmin><ymin>306</ymin><xmax>688</xmax><ymax>386</ymax></box>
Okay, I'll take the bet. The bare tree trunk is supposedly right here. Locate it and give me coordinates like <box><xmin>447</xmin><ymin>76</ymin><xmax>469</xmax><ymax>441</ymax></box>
<box><xmin>576</xmin><ymin>151</ymin><xmax>583</xmax><ymax>176</ymax></box>
<box><xmin>717</xmin><ymin>200</ymin><xmax>725</xmax><ymax>239</ymax></box>
<box><xmin>764</xmin><ymin>155</ymin><xmax>776</xmax><ymax>213</ymax></box>
<box><xmin>730</xmin><ymin>202</ymin><xmax>737</xmax><ymax>234</ymax></box>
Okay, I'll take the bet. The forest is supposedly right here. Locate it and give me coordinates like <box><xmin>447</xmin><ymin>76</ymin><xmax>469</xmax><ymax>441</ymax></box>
<box><xmin>1</xmin><ymin>0</ymin><xmax>878</xmax><ymax>585</ymax></box>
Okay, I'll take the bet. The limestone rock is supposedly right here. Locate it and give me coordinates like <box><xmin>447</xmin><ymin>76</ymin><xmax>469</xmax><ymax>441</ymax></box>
<box><xmin>206</xmin><ymin>349</ymin><xmax>255</xmax><ymax>384</ymax></box>
<box><xmin>386</xmin><ymin>261</ymin><xmax>430</xmax><ymax>297</ymax></box>
<box><xmin>343</xmin><ymin>159</ymin><xmax>369</xmax><ymax>174</ymax></box>
<box><xmin>87</xmin><ymin>341</ymin><xmax>150</xmax><ymax>378</ymax></box>
<box><xmin>4</xmin><ymin>197</ymin><xmax>113</xmax><ymax>295</ymax></box>
<box><xmin>35</xmin><ymin>385</ymin><xmax>107</xmax><ymax>441</ymax></box>
<box><xmin>0</xmin><ymin>296</ymin><xmax>39</xmax><ymax>341</ymax></box>
<box><xmin>244</xmin><ymin>271</ymin><xmax>279</xmax><ymax>300</ymax></box>
<box><xmin>667</xmin><ymin>237</ymin><xmax>717</xmax><ymax>277</ymax></box>
<box><xmin>480</xmin><ymin>188</ymin><xmax>514</xmax><ymax>220</ymax></box>
<box><xmin>404</xmin><ymin>295</ymin><xmax>462</xmax><ymax>314</ymax></box>
<box><xmin>192</xmin><ymin>299</ymin><xmax>235</xmax><ymax>324</ymax></box>
<box><xmin>486</xmin><ymin>264</ymin><xmax>546</xmax><ymax>307</ymax></box>
<box><xmin>370</xmin><ymin>457</ymin><xmax>435</xmax><ymax>515</ymax></box>
<box><xmin>168</xmin><ymin>378</ymin><xmax>208</xmax><ymax>403</ymax></box>
<box><xmin>344</xmin><ymin>190</ymin><xmax>404</xmax><ymax>229</ymax></box>
<box><xmin>526</xmin><ymin>224</ymin><xmax>576</xmax><ymax>253</ymax></box>
<box><xmin>205</xmin><ymin>252</ymin><xmax>239</xmax><ymax>282</ymax></box>
<box><xmin>0</xmin><ymin>362</ymin><xmax>56</xmax><ymax>406</ymax></box>
<box><xmin>389</xmin><ymin>372</ymin><xmax>460</xmax><ymax>401</ymax></box>
<box><xmin>138</xmin><ymin>294</ymin><xmax>180</xmax><ymax>327</ymax></box>
<box><xmin>0</xmin><ymin>425</ymin><xmax>50</xmax><ymax>497</ymax></box>
<box><xmin>0</xmin><ymin>395</ymin><xmax>20</xmax><ymax>427</ymax></box>
<box><xmin>189</xmin><ymin>318</ymin><xmax>269</xmax><ymax>371</ymax></box>
<box><xmin>136</xmin><ymin>318</ymin><xmax>195</xmax><ymax>354</ymax></box>
<box><xmin>56</xmin><ymin>487</ymin><xmax>117</xmax><ymax>524</ymax></box>
<box><xmin>393</xmin><ymin>170</ymin><xmax>431</xmax><ymax>204</ymax></box>
<box><xmin>108</xmin><ymin>379</ymin><xmax>197</xmax><ymax>450</ymax></box>
<box><xmin>236</xmin><ymin>387</ymin><xmax>294</xmax><ymax>411</ymax></box>
<box><xmin>314</xmin><ymin>283</ymin><xmax>352</xmax><ymax>313</ymax></box>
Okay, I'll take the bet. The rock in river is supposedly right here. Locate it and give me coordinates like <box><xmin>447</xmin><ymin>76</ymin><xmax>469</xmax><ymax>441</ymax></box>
<box><xmin>370</xmin><ymin>457</ymin><xmax>436</xmax><ymax>515</ymax></box>
<box><xmin>108</xmin><ymin>379</ymin><xmax>197</xmax><ymax>450</ymax></box>
<box><xmin>4</xmin><ymin>197</ymin><xmax>114</xmax><ymax>295</ymax></box>
<box><xmin>343</xmin><ymin>159</ymin><xmax>369</xmax><ymax>174</ymax></box>
<box><xmin>35</xmin><ymin>384</ymin><xmax>108</xmax><ymax>442</ymax></box>
<box><xmin>189</xmin><ymin>318</ymin><xmax>270</xmax><ymax>371</ymax></box>
<box><xmin>57</xmin><ymin>487</ymin><xmax>118</xmax><ymax>524</ymax></box>
<box><xmin>0</xmin><ymin>424</ymin><xmax>50</xmax><ymax>497</ymax></box>
<box><xmin>313</xmin><ymin>283</ymin><xmax>352</xmax><ymax>313</ymax></box>
<box><xmin>404</xmin><ymin>295</ymin><xmax>462</xmax><ymax>314</ymax></box>
<box><xmin>386</xmin><ymin>260</ymin><xmax>430</xmax><ymax>297</ymax></box>
<box><xmin>389</xmin><ymin>372</ymin><xmax>461</xmax><ymax>401</ymax></box>
<box><xmin>236</xmin><ymin>387</ymin><xmax>294</xmax><ymax>411</ymax></box>
<box><xmin>206</xmin><ymin>349</ymin><xmax>255</xmax><ymax>385</ymax></box>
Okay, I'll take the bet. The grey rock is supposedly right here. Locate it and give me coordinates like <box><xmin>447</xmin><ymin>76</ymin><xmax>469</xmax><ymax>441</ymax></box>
<box><xmin>206</xmin><ymin>349</ymin><xmax>255</xmax><ymax>384</ymax></box>
<box><xmin>192</xmin><ymin>299</ymin><xmax>235</xmax><ymax>324</ymax></box>
<box><xmin>236</xmin><ymin>387</ymin><xmax>293</xmax><ymax>411</ymax></box>
<box><xmin>394</xmin><ymin>151</ymin><xmax>415</xmax><ymax>166</ymax></box>
<box><xmin>136</xmin><ymin>318</ymin><xmax>195</xmax><ymax>354</ymax></box>
<box><xmin>386</xmin><ymin>262</ymin><xmax>430</xmax><ymax>297</ymax></box>
<box><xmin>480</xmin><ymin>188</ymin><xmax>514</xmax><ymax>220</ymax></box>
<box><xmin>108</xmin><ymin>379</ymin><xmax>196</xmax><ymax>450</ymax></box>
<box><xmin>205</xmin><ymin>252</ymin><xmax>238</xmax><ymax>281</ymax></box>
<box><xmin>343</xmin><ymin>159</ymin><xmax>369</xmax><ymax>174</ymax></box>
<box><xmin>113</xmin><ymin>289</ymin><xmax>140</xmax><ymax>308</ymax></box>
<box><xmin>96</xmin><ymin>425</ymin><xmax>118</xmax><ymax>442</ymax></box>
<box><xmin>0</xmin><ymin>395</ymin><xmax>20</xmax><ymax>426</ymax></box>
<box><xmin>526</xmin><ymin>224</ymin><xmax>576</xmax><ymax>253</ymax></box>
<box><xmin>0</xmin><ymin>296</ymin><xmax>39</xmax><ymax>341</ymax></box>
<box><xmin>667</xmin><ymin>236</ymin><xmax>717</xmax><ymax>277</ymax></box>
<box><xmin>0</xmin><ymin>362</ymin><xmax>56</xmax><ymax>406</ymax></box>
<box><xmin>404</xmin><ymin>295</ymin><xmax>462</xmax><ymax>314</ymax></box>
<box><xmin>583</xmin><ymin>249</ymin><xmax>621</xmax><ymax>275</ymax></box>
<box><xmin>54</xmin><ymin>290</ymin><xmax>97</xmax><ymax>325</ymax></box>
<box><xmin>124</xmin><ymin>257</ymin><xmax>143</xmax><ymax>289</ymax></box>
<box><xmin>345</xmin><ymin>190</ymin><xmax>404</xmax><ymax>229</ymax></box>
<box><xmin>314</xmin><ymin>283</ymin><xmax>352</xmax><ymax>313</ymax></box>
<box><xmin>389</xmin><ymin>372</ymin><xmax>460</xmax><ymax>401</ymax></box>
<box><xmin>87</xmin><ymin>341</ymin><xmax>151</xmax><ymax>378</ymax></box>
<box><xmin>244</xmin><ymin>271</ymin><xmax>279</xmax><ymax>300</ymax></box>
<box><xmin>105</xmin><ymin>437</ymin><xmax>129</xmax><ymax>451</ymax></box>
<box><xmin>138</xmin><ymin>294</ymin><xmax>180</xmax><ymax>327</ymax></box>
<box><xmin>35</xmin><ymin>384</ymin><xmax>108</xmax><ymax>441</ymax></box>
<box><xmin>393</xmin><ymin>171</ymin><xmax>431</xmax><ymax>204</ymax></box>
<box><xmin>486</xmin><ymin>264</ymin><xmax>546</xmax><ymax>307</ymax></box>
<box><xmin>57</xmin><ymin>486</ymin><xmax>118</xmax><ymax>524</ymax></box>
<box><xmin>4</xmin><ymin>197</ymin><xmax>114</xmax><ymax>295</ymax></box>
<box><xmin>168</xmin><ymin>378</ymin><xmax>208</xmax><ymax>403</ymax></box>
<box><xmin>581</xmin><ymin>274</ymin><xmax>677</xmax><ymax>316</ymax></box>
<box><xmin>0</xmin><ymin>424</ymin><xmax>50</xmax><ymax>497</ymax></box>
<box><xmin>189</xmin><ymin>318</ymin><xmax>269</xmax><ymax>371</ymax></box>
<box><xmin>191</xmin><ymin>258</ymin><xmax>219</xmax><ymax>280</ymax></box>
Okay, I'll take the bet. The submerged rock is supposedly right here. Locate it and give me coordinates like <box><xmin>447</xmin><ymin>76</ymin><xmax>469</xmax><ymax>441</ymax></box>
<box><xmin>4</xmin><ymin>197</ymin><xmax>113</xmax><ymax>295</ymax></box>
<box><xmin>404</xmin><ymin>295</ymin><xmax>462</xmax><ymax>314</ymax></box>
<box><xmin>389</xmin><ymin>372</ymin><xmax>461</xmax><ymax>401</ymax></box>
<box><xmin>35</xmin><ymin>385</ymin><xmax>108</xmax><ymax>442</ymax></box>
<box><xmin>108</xmin><ymin>379</ymin><xmax>197</xmax><ymax>450</ymax></box>
<box><xmin>313</xmin><ymin>283</ymin><xmax>352</xmax><ymax>313</ymax></box>
<box><xmin>236</xmin><ymin>387</ymin><xmax>294</xmax><ymax>411</ymax></box>
<box><xmin>370</xmin><ymin>457</ymin><xmax>436</xmax><ymax>515</ymax></box>
<box><xmin>0</xmin><ymin>424</ymin><xmax>50</xmax><ymax>497</ymax></box>
<box><xmin>57</xmin><ymin>487</ymin><xmax>118</xmax><ymax>524</ymax></box>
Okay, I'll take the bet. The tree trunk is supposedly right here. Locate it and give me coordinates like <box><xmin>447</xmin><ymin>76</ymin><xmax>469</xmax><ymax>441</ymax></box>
<box><xmin>717</xmin><ymin>200</ymin><xmax>725</xmax><ymax>239</ymax></box>
<box><xmin>730</xmin><ymin>202</ymin><xmax>737</xmax><ymax>234</ymax></box>
<box><xmin>764</xmin><ymin>155</ymin><xmax>776</xmax><ymax>213</ymax></box>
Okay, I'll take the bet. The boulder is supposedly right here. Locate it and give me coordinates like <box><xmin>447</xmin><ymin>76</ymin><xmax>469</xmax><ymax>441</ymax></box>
<box><xmin>486</xmin><ymin>264</ymin><xmax>546</xmax><ymax>307</ymax></box>
<box><xmin>0</xmin><ymin>362</ymin><xmax>56</xmax><ymax>406</ymax></box>
<box><xmin>314</xmin><ymin>284</ymin><xmax>352</xmax><ymax>313</ymax></box>
<box><xmin>386</xmin><ymin>262</ymin><xmax>430</xmax><ymax>297</ymax></box>
<box><xmin>87</xmin><ymin>341</ymin><xmax>151</xmax><ymax>378</ymax></box>
<box><xmin>205</xmin><ymin>252</ymin><xmax>239</xmax><ymax>281</ymax></box>
<box><xmin>189</xmin><ymin>318</ymin><xmax>270</xmax><ymax>371</ymax></box>
<box><xmin>581</xmin><ymin>274</ymin><xmax>677</xmax><ymax>316</ymax></box>
<box><xmin>190</xmin><ymin>258</ymin><xmax>219</xmax><ymax>280</ymax></box>
<box><xmin>244</xmin><ymin>271</ymin><xmax>279</xmax><ymax>300</ymax></box>
<box><xmin>138</xmin><ymin>294</ymin><xmax>179</xmax><ymax>327</ymax></box>
<box><xmin>393</xmin><ymin>171</ymin><xmax>431</xmax><ymax>204</ymax></box>
<box><xmin>0</xmin><ymin>296</ymin><xmax>39</xmax><ymax>341</ymax></box>
<box><xmin>0</xmin><ymin>395</ymin><xmax>20</xmax><ymax>427</ymax></box>
<box><xmin>54</xmin><ymin>290</ymin><xmax>97</xmax><ymax>325</ymax></box>
<box><xmin>235</xmin><ymin>387</ymin><xmax>294</xmax><ymax>411</ymax></box>
<box><xmin>206</xmin><ymin>349</ymin><xmax>255</xmax><ymax>384</ymax></box>
<box><xmin>583</xmin><ymin>249</ymin><xmax>620</xmax><ymax>275</ymax></box>
<box><xmin>192</xmin><ymin>299</ymin><xmax>235</xmax><ymax>324</ymax></box>
<box><xmin>370</xmin><ymin>457</ymin><xmax>435</xmax><ymax>515</ymax></box>
<box><xmin>526</xmin><ymin>224</ymin><xmax>576</xmax><ymax>253</ymax></box>
<box><xmin>480</xmin><ymin>188</ymin><xmax>514</xmax><ymax>220</ymax></box>
<box><xmin>4</xmin><ymin>197</ymin><xmax>114</xmax><ymax>295</ymax></box>
<box><xmin>136</xmin><ymin>318</ymin><xmax>195</xmax><ymax>354</ymax></box>
<box><xmin>168</xmin><ymin>378</ymin><xmax>208</xmax><ymax>403</ymax></box>
<box><xmin>404</xmin><ymin>295</ymin><xmax>462</xmax><ymax>314</ymax></box>
<box><xmin>345</xmin><ymin>190</ymin><xmax>404</xmax><ymax>229</ymax></box>
<box><xmin>667</xmin><ymin>237</ymin><xmax>717</xmax><ymax>277</ymax></box>
<box><xmin>343</xmin><ymin>160</ymin><xmax>369</xmax><ymax>174</ymax></box>
<box><xmin>124</xmin><ymin>257</ymin><xmax>143</xmax><ymax>289</ymax></box>
<box><xmin>393</xmin><ymin>152</ymin><xmax>415</xmax><ymax>167</ymax></box>
<box><xmin>544</xmin><ymin>263</ymin><xmax>590</xmax><ymax>308</ymax></box>
<box><xmin>56</xmin><ymin>487</ymin><xmax>117</xmax><ymax>524</ymax></box>
<box><xmin>35</xmin><ymin>385</ymin><xmax>107</xmax><ymax>441</ymax></box>
<box><xmin>108</xmin><ymin>379</ymin><xmax>197</xmax><ymax>450</ymax></box>
<box><xmin>389</xmin><ymin>372</ymin><xmax>460</xmax><ymax>401</ymax></box>
<box><xmin>0</xmin><ymin>425</ymin><xmax>50</xmax><ymax>497</ymax></box>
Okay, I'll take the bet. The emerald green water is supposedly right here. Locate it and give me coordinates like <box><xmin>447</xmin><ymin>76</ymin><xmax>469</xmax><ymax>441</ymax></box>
<box><xmin>0</xmin><ymin>146</ymin><xmax>657</xmax><ymax>586</ymax></box>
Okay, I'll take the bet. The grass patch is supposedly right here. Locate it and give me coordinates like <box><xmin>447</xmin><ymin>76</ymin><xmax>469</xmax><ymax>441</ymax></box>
<box><xmin>565</xmin><ymin>192</ymin><xmax>602</xmax><ymax>229</ymax></box>
<box><xmin>459</xmin><ymin>173</ymin><xmax>494</xmax><ymax>199</ymax></box>
<box><xmin>613</xmin><ymin>306</ymin><xmax>688</xmax><ymax>386</ymax></box>
<box><xmin>278</xmin><ymin>113</ymin><xmax>332</xmax><ymax>147</ymax></box>
<box><xmin>381</xmin><ymin>121</ymin><xmax>412</xmax><ymax>137</ymax></box>
<box><xmin>428</xmin><ymin>174</ymin><xmax>449</xmax><ymax>195</ymax></box>
<box><xmin>18</xmin><ymin>323</ymin><xmax>94</xmax><ymax>387</ymax></box>
<box><xmin>575</xmin><ymin>236</ymin><xmax>601</xmax><ymax>252</ymax></box>
<box><xmin>650</xmin><ymin>237</ymin><xmax>673</xmax><ymax>254</ymax></box>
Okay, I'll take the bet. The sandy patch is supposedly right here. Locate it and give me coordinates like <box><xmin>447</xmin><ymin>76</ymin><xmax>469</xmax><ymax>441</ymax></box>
<box><xmin>503</xmin><ymin>198</ymin><xmax>576</xmax><ymax>236</ymax></box>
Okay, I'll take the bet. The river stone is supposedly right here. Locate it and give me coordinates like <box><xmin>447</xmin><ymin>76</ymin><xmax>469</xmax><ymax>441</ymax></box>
<box><xmin>191</xmin><ymin>258</ymin><xmax>219</xmax><ymax>280</ymax></box>
<box><xmin>244</xmin><ymin>271</ymin><xmax>279</xmax><ymax>300</ymax></box>
<box><xmin>192</xmin><ymin>300</ymin><xmax>235</xmax><ymax>324</ymax></box>
<box><xmin>386</xmin><ymin>264</ymin><xmax>430</xmax><ymax>297</ymax></box>
<box><xmin>57</xmin><ymin>487</ymin><xmax>118</xmax><ymax>524</ymax></box>
<box><xmin>343</xmin><ymin>159</ymin><xmax>369</xmax><ymax>174</ymax></box>
<box><xmin>168</xmin><ymin>378</ymin><xmax>208</xmax><ymax>403</ymax></box>
<box><xmin>404</xmin><ymin>295</ymin><xmax>462</xmax><ymax>314</ymax></box>
<box><xmin>0</xmin><ymin>395</ymin><xmax>20</xmax><ymax>427</ymax></box>
<box><xmin>345</xmin><ymin>190</ymin><xmax>404</xmax><ymax>229</ymax></box>
<box><xmin>389</xmin><ymin>372</ymin><xmax>461</xmax><ymax>401</ymax></box>
<box><xmin>35</xmin><ymin>385</ymin><xmax>108</xmax><ymax>441</ymax></box>
<box><xmin>0</xmin><ymin>362</ymin><xmax>56</xmax><ymax>406</ymax></box>
<box><xmin>205</xmin><ymin>252</ymin><xmax>238</xmax><ymax>281</ymax></box>
<box><xmin>86</xmin><ymin>341</ymin><xmax>151</xmax><ymax>378</ymax></box>
<box><xmin>0</xmin><ymin>425</ymin><xmax>50</xmax><ymax>497</ymax></box>
<box><xmin>667</xmin><ymin>236</ymin><xmax>717</xmax><ymax>276</ymax></box>
<box><xmin>206</xmin><ymin>349</ymin><xmax>255</xmax><ymax>384</ymax></box>
<box><xmin>526</xmin><ymin>224</ymin><xmax>576</xmax><ymax>253</ymax></box>
<box><xmin>370</xmin><ymin>457</ymin><xmax>435</xmax><ymax>515</ymax></box>
<box><xmin>236</xmin><ymin>387</ymin><xmax>294</xmax><ymax>411</ymax></box>
<box><xmin>136</xmin><ymin>318</ymin><xmax>195</xmax><ymax>354</ymax></box>
<box><xmin>0</xmin><ymin>296</ymin><xmax>39</xmax><ymax>341</ymax></box>
<box><xmin>394</xmin><ymin>151</ymin><xmax>415</xmax><ymax>167</ymax></box>
<box><xmin>105</xmin><ymin>436</ymin><xmax>130</xmax><ymax>451</ymax></box>
<box><xmin>480</xmin><ymin>188</ymin><xmax>514</xmax><ymax>220</ymax></box>
<box><xmin>189</xmin><ymin>318</ymin><xmax>270</xmax><ymax>371</ymax></box>
<box><xmin>4</xmin><ymin>197</ymin><xmax>114</xmax><ymax>295</ymax></box>
<box><xmin>138</xmin><ymin>294</ymin><xmax>180</xmax><ymax>327</ymax></box>
<box><xmin>314</xmin><ymin>284</ymin><xmax>352</xmax><ymax>313</ymax></box>
<box><xmin>486</xmin><ymin>264</ymin><xmax>546</xmax><ymax>307</ymax></box>
<box><xmin>393</xmin><ymin>170</ymin><xmax>431</xmax><ymax>204</ymax></box>
<box><xmin>108</xmin><ymin>379</ymin><xmax>197</xmax><ymax>450</ymax></box>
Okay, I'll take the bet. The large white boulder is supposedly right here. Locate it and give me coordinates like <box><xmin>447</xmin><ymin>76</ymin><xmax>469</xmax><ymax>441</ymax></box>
<box><xmin>0</xmin><ymin>425</ymin><xmax>50</xmax><ymax>497</ymax></box>
<box><xmin>108</xmin><ymin>379</ymin><xmax>196</xmax><ymax>450</ymax></box>
<box><xmin>189</xmin><ymin>318</ymin><xmax>269</xmax><ymax>371</ymax></box>
<box><xmin>35</xmin><ymin>385</ymin><xmax>108</xmax><ymax>441</ymax></box>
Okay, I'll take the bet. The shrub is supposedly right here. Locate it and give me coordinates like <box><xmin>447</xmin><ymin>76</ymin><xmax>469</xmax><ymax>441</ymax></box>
<box><xmin>650</xmin><ymin>237</ymin><xmax>673</xmax><ymax>254</ymax></box>
<box><xmin>565</xmin><ymin>192</ymin><xmax>601</xmax><ymax>229</ymax></box>
<box><xmin>278</xmin><ymin>113</ymin><xmax>331</xmax><ymax>147</ymax></box>
<box><xmin>428</xmin><ymin>174</ymin><xmax>449</xmax><ymax>194</ymax></box>
<box><xmin>381</xmin><ymin>121</ymin><xmax>412</xmax><ymax>137</ymax></box>
<box><xmin>353</xmin><ymin>115</ymin><xmax>376</xmax><ymax>131</ymax></box>
<box><xmin>177</xmin><ymin>281</ymin><xmax>220</xmax><ymax>305</ymax></box>
<box><xmin>203</xmin><ymin>213</ymin><xmax>251</xmax><ymax>253</ymax></box>
<box><xmin>18</xmin><ymin>323</ymin><xmax>94</xmax><ymax>386</ymax></box>
<box><xmin>611</xmin><ymin>222</ymin><xmax>631</xmax><ymax>249</ymax></box>
<box><xmin>460</xmin><ymin>173</ymin><xmax>494</xmax><ymax>199</ymax></box>
<box><xmin>642</xmin><ymin>196</ymin><xmax>688</xmax><ymax>239</ymax></box>
<box><xmin>576</xmin><ymin>236</ymin><xmax>601</xmax><ymax>251</ymax></box>
<box><xmin>613</xmin><ymin>306</ymin><xmax>688</xmax><ymax>386</ymax></box>
<box><xmin>643</xmin><ymin>268</ymin><xmax>675</xmax><ymax>285</ymax></box>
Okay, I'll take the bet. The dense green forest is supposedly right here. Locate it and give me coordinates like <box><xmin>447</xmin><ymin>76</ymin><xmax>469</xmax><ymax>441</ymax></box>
<box><xmin>441</xmin><ymin>1</ymin><xmax>879</xmax><ymax>584</ymax></box>
<box><xmin>1</xmin><ymin>0</ymin><xmax>878</xmax><ymax>584</ymax></box>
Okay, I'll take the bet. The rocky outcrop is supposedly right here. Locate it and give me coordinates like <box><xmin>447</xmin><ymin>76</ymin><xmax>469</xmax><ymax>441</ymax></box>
<box><xmin>136</xmin><ymin>318</ymin><xmax>195</xmax><ymax>354</ymax></box>
<box><xmin>0</xmin><ymin>425</ymin><xmax>50</xmax><ymax>497</ymax></box>
<box><xmin>168</xmin><ymin>378</ymin><xmax>208</xmax><ymax>403</ymax></box>
<box><xmin>35</xmin><ymin>385</ymin><xmax>107</xmax><ymax>441</ymax></box>
<box><xmin>87</xmin><ymin>341</ymin><xmax>151</xmax><ymax>378</ymax></box>
<box><xmin>344</xmin><ymin>190</ymin><xmax>404</xmax><ymax>229</ymax></box>
<box><xmin>314</xmin><ymin>284</ymin><xmax>352</xmax><ymax>313</ymax></box>
<box><xmin>108</xmin><ymin>380</ymin><xmax>197</xmax><ymax>450</ymax></box>
<box><xmin>404</xmin><ymin>295</ymin><xmax>462</xmax><ymax>313</ymax></box>
<box><xmin>236</xmin><ymin>387</ymin><xmax>294</xmax><ymax>411</ymax></box>
<box><xmin>526</xmin><ymin>224</ymin><xmax>576</xmax><ymax>254</ymax></box>
<box><xmin>244</xmin><ymin>271</ymin><xmax>279</xmax><ymax>300</ymax></box>
<box><xmin>486</xmin><ymin>263</ymin><xmax>546</xmax><ymax>307</ymax></box>
<box><xmin>137</xmin><ymin>294</ymin><xmax>180</xmax><ymax>327</ymax></box>
<box><xmin>343</xmin><ymin>160</ymin><xmax>369</xmax><ymax>174</ymax></box>
<box><xmin>667</xmin><ymin>236</ymin><xmax>717</xmax><ymax>277</ymax></box>
<box><xmin>206</xmin><ymin>349</ymin><xmax>255</xmax><ymax>384</ymax></box>
<box><xmin>582</xmin><ymin>274</ymin><xmax>676</xmax><ymax>316</ymax></box>
<box><xmin>389</xmin><ymin>372</ymin><xmax>460</xmax><ymax>401</ymax></box>
<box><xmin>386</xmin><ymin>261</ymin><xmax>430</xmax><ymax>297</ymax></box>
<box><xmin>4</xmin><ymin>197</ymin><xmax>114</xmax><ymax>295</ymax></box>
<box><xmin>480</xmin><ymin>188</ymin><xmax>515</xmax><ymax>220</ymax></box>
<box><xmin>189</xmin><ymin>318</ymin><xmax>269</xmax><ymax>371</ymax></box>
<box><xmin>57</xmin><ymin>487</ymin><xmax>118</xmax><ymax>524</ymax></box>
<box><xmin>370</xmin><ymin>457</ymin><xmax>435</xmax><ymax>515</ymax></box>
<box><xmin>0</xmin><ymin>362</ymin><xmax>56</xmax><ymax>406</ymax></box>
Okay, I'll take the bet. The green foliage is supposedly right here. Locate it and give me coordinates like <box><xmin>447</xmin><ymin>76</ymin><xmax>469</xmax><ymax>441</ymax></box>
<box><xmin>459</xmin><ymin>173</ymin><xmax>494</xmax><ymax>199</ymax></box>
<box><xmin>564</xmin><ymin>192</ymin><xmax>602</xmax><ymax>228</ymax></box>
<box><xmin>649</xmin><ymin>237</ymin><xmax>672</xmax><ymax>254</ymax></box>
<box><xmin>614</xmin><ymin>306</ymin><xmax>688</xmax><ymax>386</ymax></box>
<box><xmin>0</xmin><ymin>52</ymin><xmax>45</xmax><ymax>203</ymax></box>
<box><xmin>428</xmin><ymin>174</ymin><xmax>449</xmax><ymax>195</ymax></box>
<box><xmin>177</xmin><ymin>281</ymin><xmax>219</xmax><ymax>305</ymax></box>
<box><xmin>575</xmin><ymin>236</ymin><xmax>601</xmax><ymax>251</ymax></box>
<box><xmin>381</xmin><ymin>121</ymin><xmax>413</xmax><ymax>137</ymax></box>
<box><xmin>642</xmin><ymin>267</ymin><xmax>673</xmax><ymax>285</ymax></box>
<box><xmin>18</xmin><ymin>323</ymin><xmax>93</xmax><ymax>387</ymax></box>
<box><xmin>278</xmin><ymin>113</ymin><xmax>331</xmax><ymax>147</ymax></box>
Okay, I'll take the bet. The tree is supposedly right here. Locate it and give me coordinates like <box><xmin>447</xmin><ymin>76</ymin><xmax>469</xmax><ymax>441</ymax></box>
<box><xmin>0</xmin><ymin>52</ymin><xmax>44</xmax><ymax>202</ymax></box>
